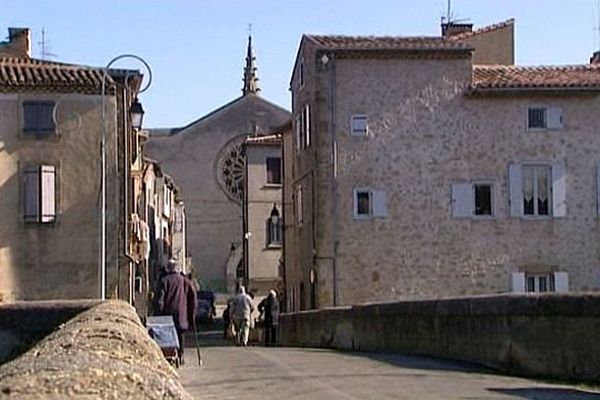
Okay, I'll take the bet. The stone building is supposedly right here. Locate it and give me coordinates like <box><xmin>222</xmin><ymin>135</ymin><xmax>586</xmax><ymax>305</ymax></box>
<box><xmin>146</xmin><ymin>36</ymin><xmax>290</xmax><ymax>292</ymax></box>
<box><xmin>244</xmin><ymin>134</ymin><xmax>283</xmax><ymax>295</ymax></box>
<box><xmin>0</xmin><ymin>28</ymin><xmax>147</xmax><ymax>302</ymax></box>
<box><xmin>285</xmin><ymin>19</ymin><xmax>600</xmax><ymax>309</ymax></box>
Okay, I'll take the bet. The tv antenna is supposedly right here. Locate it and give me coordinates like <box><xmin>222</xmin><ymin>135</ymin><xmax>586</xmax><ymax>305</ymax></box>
<box><xmin>38</xmin><ymin>28</ymin><xmax>57</xmax><ymax>60</ymax></box>
<box><xmin>442</xmin><ymin>0</ymin><xmax>454</xmax><ymax>24</ymax></box>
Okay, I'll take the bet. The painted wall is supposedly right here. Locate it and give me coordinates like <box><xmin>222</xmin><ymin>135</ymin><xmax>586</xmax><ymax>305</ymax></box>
<box><xmin>0</xmin><ymin>93</ymin><xmax>119</xmax><ymax>301</ymax></box>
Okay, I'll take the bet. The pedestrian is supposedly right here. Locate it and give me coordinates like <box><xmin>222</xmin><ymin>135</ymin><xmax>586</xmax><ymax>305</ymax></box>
<box><xmin>155</xmin><ymin>259</ymin><xmax>196</xmax><ymax>365</ymax></box>
<box><xmin>258</xmin><ymin>289</ymin><xmax>280</xmax><ymax>346</ymax></box>
<box><xmin>230</xmin><ymin>284</ymin><xmax>255</xmax><ymax>347</ymax></box>
<box><xmin>222</xmin><ymin>301</ymin><xmax>231</xmax><ymax>339</ymax></box>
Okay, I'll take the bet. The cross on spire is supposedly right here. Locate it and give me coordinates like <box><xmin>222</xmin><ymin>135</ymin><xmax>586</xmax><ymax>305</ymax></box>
<box><xmin>242</xmin><ymin>25</ymin><xmax>260</xmax><ymax>96</ymax></box>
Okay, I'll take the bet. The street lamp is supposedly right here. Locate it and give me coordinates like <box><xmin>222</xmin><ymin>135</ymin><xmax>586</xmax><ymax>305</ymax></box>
<box><xmin>100</xmin><ymin>54</ymin><xmax>152</xmax><ymax>300</ymax></box>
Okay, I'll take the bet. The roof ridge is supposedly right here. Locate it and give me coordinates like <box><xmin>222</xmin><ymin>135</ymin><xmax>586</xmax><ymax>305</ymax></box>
<box><xmin>474</xmin><ymin>64</ymin><xmax>595</xmax><ymax>70</ymax></box>
<box><xmin>448</xmin><ymin>18</ymin><xmax>515</xmax><ymax>41</ymax></box>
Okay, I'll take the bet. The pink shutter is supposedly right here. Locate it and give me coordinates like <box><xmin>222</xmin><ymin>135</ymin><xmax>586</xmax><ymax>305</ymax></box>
<box><xmin>40</xmin><ymin>165</ymin><xmax>56</xmax><ymax>222</ymax></box>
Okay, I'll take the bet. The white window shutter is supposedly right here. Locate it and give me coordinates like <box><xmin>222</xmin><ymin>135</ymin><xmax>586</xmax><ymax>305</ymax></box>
<box><xmin>554</xmin><ymin>272</ymin><xmax>569</xmax><ymax>292</ymax></box>
<box><xmin>451</xmin><ymin>183</ymin><xmax>473</xmax><ymax>218</ymax></box>
<box><xmin>547</xmin><ymin>107</ymin><xmax>563</xmax><ymax>130</ymax></box>
<box><xmin>23</xmin><ymin>167</ymin><xmax>39</xmax><ymax>222</ymax></box>
<box><xmin>552</xmin><ymin>161</ymin><xmax>566</xmax><ymax>217</ymax></box>
<box><xmin>509</xmin><ymin>163</ymin><xmax>523</xmax><ymax>217</ymax></box>
<box><xmin>40</xmin><ymin>165</ymin><xmax>56</xmax><ymax>222</ymax></box>
<box><xmin>305</xmin><ymin>104</ymin><xmax>311</xmax><ymax>147</ymax></box>
<box><xmin>596</xmin><ymin>161</ymin><xmax>600</xmax><ymax>217</ymax></box>
<box><xmin>512</xmin><ymin>272</ymin><xmax>526</xmax><ymax>293</ymax></box>
<box><xmin>372</xmin><ymin>190</ymin><xmax>388</xmax><ymax>218</ymax></box>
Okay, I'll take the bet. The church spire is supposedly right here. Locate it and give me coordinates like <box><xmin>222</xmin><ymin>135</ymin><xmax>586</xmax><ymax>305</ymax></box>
<box><xmin>242</xmin><ymin>32</ymin><xmax>260</xmax><ymax>96</ymax></box>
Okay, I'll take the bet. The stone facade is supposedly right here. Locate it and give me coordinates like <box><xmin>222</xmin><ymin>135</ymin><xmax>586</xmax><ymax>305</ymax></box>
<box><xmin>286</xmin><ymin>21</ymin><xmax>600</xmax><ymax>308</ymax></box>
<box><xmin>146</xmin><ymin>95</ymin><xmax>290</xmax><ymax>292</ymax></box>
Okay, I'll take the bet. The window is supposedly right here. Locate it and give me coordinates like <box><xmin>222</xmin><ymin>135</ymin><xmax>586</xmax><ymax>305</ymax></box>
<box><xmin>299</xmin><ymin>61</ymin><xmax>304</xmax><ymax>88</ymax></box>
<box><xmin>474</xmin><ymin>184</ymin><xmax>492</xmax><ymax>216</ymax></box>
<box><xmin>266</xmin><ymin>157</ymin><xmax>281</xmax><ymax>184</ymax></box>
<box><xmin>522</xmin><ymin>165</ymin><xmax>551</xmax><ymax>216</ymax></box>
<box><xmin>23</xmin><ymin>101</ymin><xmax>55</xmax><ymax>135</ymax></box>
<box><xmin>527</xmin><ymin>106</ymin><xmax>563</xmax><ymax>130</ymax></box>
<box><xmin>353</xmin><ymin>188</ymin><xmax>387</xmax><ymax>218</ymax></box>
<box><xmin>295</xmin><ymin>105</ymin><xmax>311</xmax><ymax>151</ymax></box>
<box><xmin>23</xmin><ymin>165</ymin><xmax>56</xmax><ymax>223</ymax></box>
<box><xmin>451</xmin><ymin>182</ymin><xmax>494</xmax><ymax>218</ymax></box>
<box><xmin>303</xmin><ymin>104</ymin><xmax>311</xmax><ymax>148</ymax></box>
<box><xmin>351</xmin><ymin>115</ymin><xmax>368</xmax><ymax>136</ymax></box>
<box><xmin>296</xmin><ymin>186</ymin><xmax>303</xmax><ymax>225</ymax></box>
<box><xmin>512</xmin><ymin>271</ymin><xmax>569</xmax><ymax>293</ymax></box>
<box><xmin>509</xmin><ymin>162</ymin><xmax>565</xmax><ymax>218</ymax></box>
<box><xmin>266</xmin><ymin>218</ymin><xmax>282</xmax><ymax>246</ymax></box>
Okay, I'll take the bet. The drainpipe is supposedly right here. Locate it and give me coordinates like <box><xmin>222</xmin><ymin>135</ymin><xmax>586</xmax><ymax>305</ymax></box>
<box><xmin>328</xmin><ymin>53</ymin><xmax>339</xmax><ymax>306</ymax></box>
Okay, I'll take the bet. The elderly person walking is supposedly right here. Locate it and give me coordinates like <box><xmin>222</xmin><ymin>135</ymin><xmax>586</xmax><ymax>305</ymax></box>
<box><xmin>258</xmin><ymin>290</ymin><xmax>280</xmax><ymax>346</ymax></box>
<box><xmin>230</xmin><ymin>284</ymin><xmax>255</xmax><ymax>346</ymax></box>
<box><xmin>155</xmin><ymin>259</ymin><xmax>196</xmax><ymax>364</ymax></box>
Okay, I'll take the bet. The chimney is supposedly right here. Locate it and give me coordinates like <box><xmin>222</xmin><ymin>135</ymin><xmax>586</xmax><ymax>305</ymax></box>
<box><xmin>0</xmin><ymin>27</ymin><xmax>31</xmax><ymax>58</ymax></box>
<box><xmin>591</xmin><ymin>51</ymin><xmax>600</xmax><ymax>65</ymax></box>
<box><xmin>441</xmin><ymin>22</ymin><xmax>473</xmax><ymax>38</ymax></box>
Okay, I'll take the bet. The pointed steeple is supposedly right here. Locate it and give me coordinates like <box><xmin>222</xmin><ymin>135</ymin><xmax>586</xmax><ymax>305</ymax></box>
<box><xmin>242</xmin><ymin>34</ymin><xmax>260</xmax><ymax>96</ymax></box>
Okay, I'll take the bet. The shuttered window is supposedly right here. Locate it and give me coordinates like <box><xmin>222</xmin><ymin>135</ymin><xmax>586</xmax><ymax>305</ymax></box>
<box><xmin>451</xmin><ymin>182</ymin><xmax>494</xmax><ymax>218</ymax></box>
<box><xmin>353</xmin><ymin>187</ymin><xmax>387</xmax><ymax>218</ymax></box>
<box><xmin>509</xmin><ymin>162</ymin><xmax>566</xmax><ymax>218</ymax></box>
<box><xmin>527</xmin><ymin>106</ymin><xmax>563</xmax><ymax>130</ymax></box>
<box><xmin>23</xmin><ymin>165</ymin><xmax>56</xmax><ymax>223</ymax></box>
<box><xmin>351</xmin><ymin>115</ymin><xmax>368</xmax><ymax>136</ymax></box>
<box><xmin>23</xmin><ymin>101</ymin><xmax>55</xmax><ymax>134</ymax></box>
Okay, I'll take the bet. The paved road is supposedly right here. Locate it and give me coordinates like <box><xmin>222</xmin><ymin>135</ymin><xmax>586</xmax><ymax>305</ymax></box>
<box><xmin>180</xmin><ymin>333</ymin><xmax>600</xmax><ymax>400</ymax></box>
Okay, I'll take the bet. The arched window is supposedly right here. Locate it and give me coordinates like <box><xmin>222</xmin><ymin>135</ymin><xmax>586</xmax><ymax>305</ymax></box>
<box><xmin>266</xmin><ymin>204</ymin><xmax>282</xmax><ymax>247</ymax></box>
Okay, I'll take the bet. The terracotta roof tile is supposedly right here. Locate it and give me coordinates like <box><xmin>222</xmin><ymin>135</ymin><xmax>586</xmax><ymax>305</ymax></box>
<box><xmin>447</xmin><ymin>19</ymin><xmax>515</xmax><ymax>41</ymax></box>
<box><xmin>472</xmin><ymin>64</ymin><xmax>600</xmax><ymax>90</ymax></box>
<box><xmin>306</xmin><ymin>35</ymin><xmax>471</xmax><ymax>51</ymax></box>
<box><xmin>0</xmin><ymin>57</ymin><xmax>116</xmax><ymax>94</ymax></box>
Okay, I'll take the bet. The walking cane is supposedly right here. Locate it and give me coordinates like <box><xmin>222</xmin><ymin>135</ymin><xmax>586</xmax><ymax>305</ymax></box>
<box><xmin>192</xmin><ymin>319</ymin><xmax>203</xmax><ymax>366</ymax></box>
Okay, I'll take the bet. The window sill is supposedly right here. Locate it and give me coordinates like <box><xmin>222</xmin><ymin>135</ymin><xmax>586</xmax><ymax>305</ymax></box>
<box><xmin>265</xmin><ymin>244</ymin><xmax>282</xmax><ymax>250</ymax></box>
<box><xmin>263</xmin><ymin>183</ymin><xmax>282</xmax><ymax>189</ymax></box>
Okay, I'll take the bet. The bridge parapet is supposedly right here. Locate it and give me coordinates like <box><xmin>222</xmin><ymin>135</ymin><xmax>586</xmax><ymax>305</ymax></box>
<box><xmin>0</xmin><ymin>300</ymin><xmax>192</xmax><ymax>399</ymax></box>
<box><xmin>279</xmin><ymin>294</ymin><xmax>600</xmax><ymax>383</ymax></box>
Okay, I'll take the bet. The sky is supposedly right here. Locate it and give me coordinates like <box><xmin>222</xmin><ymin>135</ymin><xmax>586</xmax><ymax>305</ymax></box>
<box><xmin>2</xmin><ymin>0</ymin><xmax>600</xmax><ymax>128</ymax></box>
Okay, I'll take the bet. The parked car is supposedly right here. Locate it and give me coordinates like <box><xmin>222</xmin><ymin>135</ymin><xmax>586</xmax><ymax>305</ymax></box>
<box><xmin>195</xmin><ymin>290</ymin><xmax>216</xmax><ymax>325</ymax></box>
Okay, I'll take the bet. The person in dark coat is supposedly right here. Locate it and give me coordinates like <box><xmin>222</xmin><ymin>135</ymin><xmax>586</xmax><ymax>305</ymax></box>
<box><xmin>258</xmin><ymin>289</ymin><xmax>280</xmax><ymax>346</ymax></box>
<box><xmin>155</xmin><ymin>259</ymin><xmax>196</xmax><ymax>364</ymax></box>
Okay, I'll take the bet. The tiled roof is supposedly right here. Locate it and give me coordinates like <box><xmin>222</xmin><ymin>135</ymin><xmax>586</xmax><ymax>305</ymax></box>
<box><xmin>305</xmin><ymin>35</ymin><xmax>471</xmax><ymax>51</ymax></box>
<box><xmin>0</xmin><ymin>57</ymin><xmax>116</xmax><ymax>94</ymax></box>
<box><xmin>447</xmin><ymin>19</ymin><xmax>514</xmax><ymax>41</ymax></box>
<box><xmin>245</xmin><ymin>134</ymin><xmax>282</xmax><ymax>145</ymax></box>
<box><xmin>472</xmin><ymin>65</ymin><xmax>600</xmax><ymax>90</ymax></box>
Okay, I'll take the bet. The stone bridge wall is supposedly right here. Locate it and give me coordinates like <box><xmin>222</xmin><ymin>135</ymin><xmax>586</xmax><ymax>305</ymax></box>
<box><xmin>0</xmin><ymin>300</ymin><xmax>191</xmax><ymax>399</ymax></box>
<box><xmin>279</xmin><ymin>293</ymin><xmax>600</xmax><ymax>383</ymax></box>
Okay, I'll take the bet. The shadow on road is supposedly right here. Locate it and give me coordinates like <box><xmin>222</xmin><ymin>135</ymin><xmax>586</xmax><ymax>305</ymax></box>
<box><xmin>488</xmin><ymin>387</ymin><xmax>600</xmax><ymax>399</ymax></box>
<box><xmin>341</xmin><ymin>350</ymin><xmax>496</xmax><ymax>374</ymax></box>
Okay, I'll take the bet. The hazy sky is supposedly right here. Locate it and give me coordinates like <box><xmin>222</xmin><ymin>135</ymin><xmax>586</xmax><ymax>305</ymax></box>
<box><xmin>3</xmin><ymin>1</ymin><xmax>600</xmax><ymax>128</ymax></box>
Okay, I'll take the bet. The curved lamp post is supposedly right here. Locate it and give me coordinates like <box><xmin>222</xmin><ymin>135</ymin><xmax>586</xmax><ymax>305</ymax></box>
<box><xmin>100</xmin><ymin>54</ymin><xmax>152</xmax><ymax>300</ymax></box>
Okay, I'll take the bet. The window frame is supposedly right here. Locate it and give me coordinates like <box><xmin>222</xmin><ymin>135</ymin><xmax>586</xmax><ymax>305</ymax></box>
<box><xmin>266</xmin><ymin>217</ymin><xmax>282</xmax><ymax>248</ymax></box>
<box><xmin>353</xmin><ymin>187</ymin><xmax>387</xmax><ymax>219</ymax></box>
<box><xmin>473</xmin><ymin>181</ymin><xmax>495</xmax><ymax>218</ymax></box>
<box><xmin>521</xmin><ymin>164</ymin><xmax>552</xmax><ymax>217</ymax></box>
<box><xmin>526</xmin><ymin>105</ymin><xmax>563</xmax><ymax>131</ymax></box>
<box><xmin>22</xmin><ymin>164</ymin><xmax>58</xmax><ymax>224</ymax></box>
<box><xmin>22</xmin><ymin>100</ymin><xmax>56</xmax><ymax>137</ymax></box>
<box><xmin>265</xmin><ymin>157</ymin><xmax>282</xmax><ymax>185</ymax></box>
<box><xmin>451</xmin><ymin>181</ymin><xmax>496</xmax><ymax>219</ymax></box>
<box><xmin>350</xmin><ymin>114</ymin><xmax>368</xmax><ymax>137</ymax></box>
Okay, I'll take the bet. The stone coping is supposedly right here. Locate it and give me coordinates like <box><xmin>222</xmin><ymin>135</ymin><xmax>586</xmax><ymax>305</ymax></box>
<box><xmin>0</xmin><ymin>300</ymin><xmax>192</xmax><ymax>399</ymax></box>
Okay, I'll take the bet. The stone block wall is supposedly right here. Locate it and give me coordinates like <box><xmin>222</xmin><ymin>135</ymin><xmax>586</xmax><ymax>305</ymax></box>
<box><xmin>0</xmin><ymin>300</ymin><xmax>191</xmax><ymax>399</ymax></box>
<box><xmin>279</xmin><ymin>293</ymin><xmax>600</xmax><ymax>383</ymax></box>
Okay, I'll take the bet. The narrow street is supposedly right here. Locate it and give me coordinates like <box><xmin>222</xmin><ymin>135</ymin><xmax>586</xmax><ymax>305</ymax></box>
<box><xmin>179</xmin><ymin>332</ymin><xmax>600</xmax><ymax>400</ymax></box>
